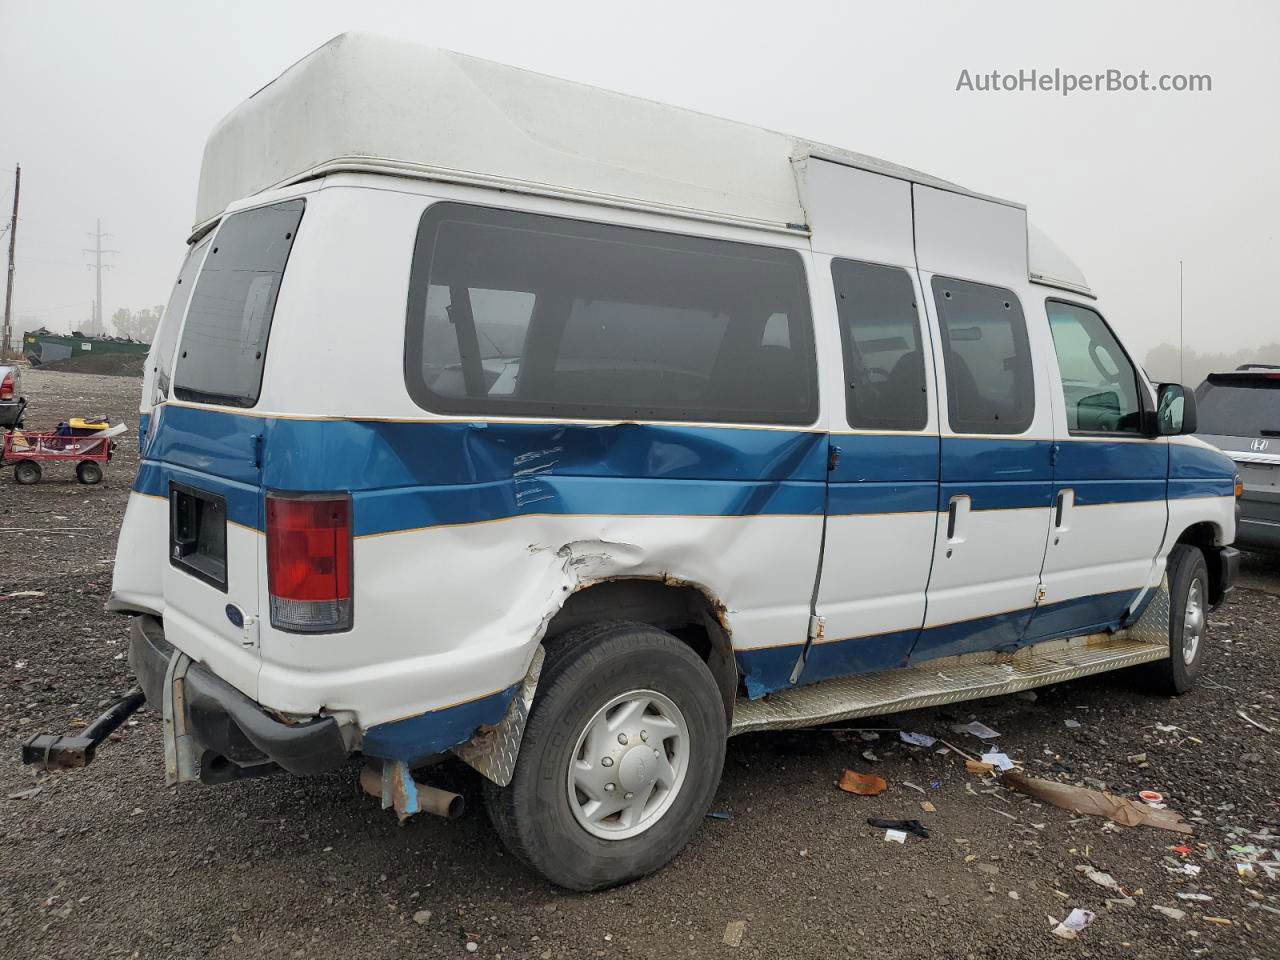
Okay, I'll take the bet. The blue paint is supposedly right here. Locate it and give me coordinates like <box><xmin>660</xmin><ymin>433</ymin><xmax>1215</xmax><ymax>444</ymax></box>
<box><xmin>793</xmin><ymin>626</ymin><xmax>917</xmax><ymax>687</ymax></box>
<box><xmin>1022</xmin><ymin>589</ymin><xmax>1140</xmax><ymax>645</ymax></box>
<box><xmin>1169</xmin><ymin>442</ymin><xmax>1236</xmax><ymax>499</ymax></box>
<box><xmin>738</xmin><ymin>646</ymin><xmax>804</xmax><ymax>699</ymax></box>
<box><xmin>138</xmin><ymin>412</ymin><xmax>150</xmax><ymax>455</ymax></box>
<box><xmin>362</xmin><ymin>685</ymin><xmax>519</xmax><ymax>765</ymax></box>
<box><xmin>740</xmin><ymin>587</ymin><xmax>1145</xmax><ymax>697</ymax></box>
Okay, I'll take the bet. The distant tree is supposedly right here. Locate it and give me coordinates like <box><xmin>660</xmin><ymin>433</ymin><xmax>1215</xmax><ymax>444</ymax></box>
<box><xmin>112</xmin><ymin>304</ymin><xmax>165</xmax><ymax>343</ymax></box>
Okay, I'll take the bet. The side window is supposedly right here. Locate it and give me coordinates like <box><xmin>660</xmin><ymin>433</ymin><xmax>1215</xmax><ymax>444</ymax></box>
<box><xmin>932</xmin><ymin>277</ymin><xmax>1034</xmax><ymax>434</ymax></box>
<box><xmin>174</xmin><ymin>200</ymin><xmax>304</xmax><ymax>407</ymax></box>
<box><xmin>153</xmin><ymin>236</ymin><xmax>210</xmax><ymax>400</ymax></box>
<box><xmin>405</xmin><ymin>203</ymin><xmax>818</xmax><ymax>425</ymax></box>
<box><xmin>1046</xmin><ymin>301</ymin><xmax>1143</xmax><ymax>434</ymax></box>
<box><xmin>831</xmin><ymin>259</ymin><xmax>928</xmax><ymax>431</ymax></box>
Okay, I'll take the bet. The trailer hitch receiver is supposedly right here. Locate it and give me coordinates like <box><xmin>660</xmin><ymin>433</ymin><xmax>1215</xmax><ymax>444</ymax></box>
<box><xmin>21</xmin><ymin>687</ymin><xmax>146</xmax><ymax>770</ymax></box>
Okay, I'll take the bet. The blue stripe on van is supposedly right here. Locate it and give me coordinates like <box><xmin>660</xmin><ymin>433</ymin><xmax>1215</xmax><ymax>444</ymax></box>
<box><xmin>1169</xmin><ymin>441</ymin><xmax>1236</xmax><ymax>499</ymax></box>
<box><xmin>738</xmin><ymin>586</ymin><xmax>1147</xmax><ymax>697</ymax></box>
<box><xmin>361</xmin><ymin>684</ymin><xmax>520</xmax><ymax>765</ymax></box>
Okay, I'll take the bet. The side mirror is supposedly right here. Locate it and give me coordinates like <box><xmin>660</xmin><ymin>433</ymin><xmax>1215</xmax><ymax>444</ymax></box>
<box><xmin>1155</xmin><ymin>383</ymin><xmax>1198</xmax><ymax>436</ymax></box>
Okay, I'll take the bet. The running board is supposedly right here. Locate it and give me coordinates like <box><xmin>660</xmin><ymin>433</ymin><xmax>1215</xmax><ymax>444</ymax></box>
<box><xmin>731</xmin><ymin>583</ymin><xmax>1171</xmax><ymax>736</ymax></box>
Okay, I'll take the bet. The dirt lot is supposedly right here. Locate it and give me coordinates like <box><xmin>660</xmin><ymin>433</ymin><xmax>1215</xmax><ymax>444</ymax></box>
<box><xmin>2</xmin><ymin>368</ymin><xmax>1278</xmax><ymax>960</ymax></box>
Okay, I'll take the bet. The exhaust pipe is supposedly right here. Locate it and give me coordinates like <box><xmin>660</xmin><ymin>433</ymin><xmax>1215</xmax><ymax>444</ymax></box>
<box><xmin>360</xmin><ymin>761</ymin><xmax>465</xmax><ymax>821</ymax></box>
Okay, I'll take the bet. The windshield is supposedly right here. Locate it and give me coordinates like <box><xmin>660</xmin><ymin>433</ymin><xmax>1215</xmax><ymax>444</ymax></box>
<box><xmin>1195</xmin><ymin>374</ymin><xmax>1280</xmax><ymax>438</ymax></box>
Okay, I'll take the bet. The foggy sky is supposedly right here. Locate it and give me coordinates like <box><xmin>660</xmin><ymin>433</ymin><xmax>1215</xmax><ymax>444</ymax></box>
<box><xmin>2</xmin><ymin>0</ymin><xmax>1276</xmax><ymax>362</ymax></box>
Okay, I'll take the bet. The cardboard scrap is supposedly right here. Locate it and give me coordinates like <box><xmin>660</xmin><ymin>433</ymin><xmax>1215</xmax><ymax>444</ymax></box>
<box><xmin>838</xmin><ymin>770</ymin><xmax>887</xmax><ymax>796</ymax></box>
<box><xmin>722</xmin><ymin>920</ymin><xmax>746</xmax><ymax>947</ymax></box>
<box><xmin>1000</xmin><ymin>772</ymin><xmax>1192</xmax><ymax>834</ymax></box>
<box><xmin>966</xmin><ymin>759</ymin><xmax>995</xmax><ymax>775</ymax></box>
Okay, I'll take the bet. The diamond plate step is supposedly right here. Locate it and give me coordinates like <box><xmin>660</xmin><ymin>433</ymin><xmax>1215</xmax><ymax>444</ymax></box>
<box><xmin>731</xmin><ymin>583</ymin><xmax>1172</xmax><ymax>735</ymax></box>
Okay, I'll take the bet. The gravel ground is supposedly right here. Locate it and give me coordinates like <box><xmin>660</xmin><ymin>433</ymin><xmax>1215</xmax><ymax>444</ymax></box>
<box><xmin>2</xmin><ymin>368</ymin><xmax>1278</xmax><ymax>960</ymax></box>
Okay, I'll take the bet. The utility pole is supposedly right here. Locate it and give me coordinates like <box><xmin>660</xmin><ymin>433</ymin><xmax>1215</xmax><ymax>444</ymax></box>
<box><xmin>84</xmin><ymin>219</ymin><xmax>115</xmax><ymax>336</ymax></box>
<box><xmin>2</xmin><ymin>165</ymin><xmax>18</xmax><ymax>358</ymax></box>
<box><xmin>1178</xmin><ymin>259</ymin><xmax>1184</xmax><ymax>384</ymax></box>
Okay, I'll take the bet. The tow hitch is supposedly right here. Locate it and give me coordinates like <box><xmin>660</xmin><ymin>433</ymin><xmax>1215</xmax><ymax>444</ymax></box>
<box><xmin>21</xmin><ymin>687</ymin><xmax>145</xmax><ymax>770</ymax></box>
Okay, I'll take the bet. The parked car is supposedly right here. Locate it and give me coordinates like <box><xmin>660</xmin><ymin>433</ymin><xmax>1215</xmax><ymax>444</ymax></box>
<box><xmin>28</xmin><ymin>34</ymin><xmax>1240</xmax><ymax>891</ymax></box>
<box><xmin>1196</xmin><ymin>365</ymin><xmax>1280</xmax><ymax>552</ymax></box>
<box><xmin>0</xmin><ymin>363</ymin><xmax>25</xmax><ymax>427</ymax></box>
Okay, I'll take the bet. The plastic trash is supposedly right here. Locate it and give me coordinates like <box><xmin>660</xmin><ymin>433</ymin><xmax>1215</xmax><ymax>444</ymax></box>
<box><xmin>884</xmin><ymin>829</ymin><xmax>907</xmax><ymax>844</ymax></box>
<box><xmin>838</xmin><ymin>770</ymin><xmax>887</xmax><ymax>796</ymax></box>
<box><xmin>722</xmin><ymin>920</ymin><xmax>746</xmax><ymax>947</ymax></box>
<box><xmin>951</xmin><ymin>721</ymin><xmax>1001</xmax><ymax>740</ymax></box>
<box><xmin>867</xmin><ymin>817</ymin><xmax>930</xmax><ymax>838</ymax></box>
<box><xmin>900</xmin><ymin>731</ymin><xmax>936</xmax><ymax>747</ymax></box>
<box><xmin>1051</xmin><ymin>908</ymin><xmax>1096</xmax><ymax>940</ymax></box>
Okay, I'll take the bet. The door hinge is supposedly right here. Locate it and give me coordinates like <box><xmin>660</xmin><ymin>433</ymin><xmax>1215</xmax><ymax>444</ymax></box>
<box><xmin>240</xmin><ymin>613</ymin><xmax>260</xmax><ymax>649</ymax></box>
<box><xmin>251</xmin><ymin>433</ymin><xmax>264</xmax><ymax>469</ymax></box>
<box><xmin>1035</xmin><ymin>584</ymin><xmax>1047</xmax><ymax>604</ymax></box>
<box><xmin>807</xmin><ymin>614</ymin><xmax>826</xmax><ymax>642</ymax></box>
<box><xmin>827</xmin><ymin>445</ymin><xmax>841</xmax><ymax>472</ymax></box>
<box><xmin>1050</xmin><ymin>443</ymin><xmax>1059</xmax><ymax>466</ymax></box>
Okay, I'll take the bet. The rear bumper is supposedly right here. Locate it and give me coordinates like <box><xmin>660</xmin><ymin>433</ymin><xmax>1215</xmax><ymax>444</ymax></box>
<box><xmin>129</xmin><ymin>615</ymin><xmax>350</xmax><ymax>779</ymax></box>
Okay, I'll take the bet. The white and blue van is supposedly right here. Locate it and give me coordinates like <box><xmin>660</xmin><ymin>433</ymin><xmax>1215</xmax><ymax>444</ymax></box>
<box><xmin>65</xmin><ymin>35</ymin><xmax>1243</xmax><ymax>889</ymax></box>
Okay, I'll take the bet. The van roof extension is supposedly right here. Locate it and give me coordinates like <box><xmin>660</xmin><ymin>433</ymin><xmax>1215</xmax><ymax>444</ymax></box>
<box><xmin>194</xmin><ymin>32</ymin><xmax>1091</xmax><ymax>297</ymax></box>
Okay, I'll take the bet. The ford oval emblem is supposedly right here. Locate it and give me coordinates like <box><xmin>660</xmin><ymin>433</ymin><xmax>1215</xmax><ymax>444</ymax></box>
<box><xmin>225</xmin><ymin>604</ymin><xmax>244</xmax><ymax>629</ymax></box>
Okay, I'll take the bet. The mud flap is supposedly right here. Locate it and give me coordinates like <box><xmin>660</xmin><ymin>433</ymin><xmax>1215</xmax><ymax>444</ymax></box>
<box><xmin>162</xmin><ymin>651</ymin><xmax>199</xmax><ymax>785</ymax></box>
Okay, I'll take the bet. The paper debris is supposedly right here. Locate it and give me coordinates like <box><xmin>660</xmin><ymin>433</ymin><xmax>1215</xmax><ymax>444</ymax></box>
<box><xmin>1075</xmin><ymin>866</ymin><xmax>1122</xmax><ymax>892</ymax></box>
<box><xmin>952</xmin><ymin>721</ymin><xmax>1001</xmax><ymax>740</ymax></box>
<box><xmin>1051</xmin><ymin>908</ymin><xmax>1096</xmax><ymax>940</ymax></box>
<box><xmin>1000</xmin><ymin>772</ymin><xmax>1193</xmax><ymax>834</ymax></box>
<box><xmin>1176</xmin><ymin>893</ymin><xmax>1212</xmax><ymax>901</ymax></box>
<box><xmin>981</xmin><ymin>751</ymin><xmax>1016</xmax><ymax>771</ymax></box>
<box><xmin>1155</xmin><ymin>723</ymin><xmax>1179</xmax><ymax>733</ymax></box>
<box><xmin>1152</xmin><ymin>905</ymin><xmax>1186</xmax><ymax>921</ymax></box>
<box><xmin>838</xmin><ymin>770</ymin><xmax>887</xmax><ymax>796</ymax></box>
<box><xmin>722</xmin><ymin>920</ymin><xmax>746</xmax><ymax>947</ymax></box>
<box><xmin>900</xmin><ymin>731</ymin><xmax>937</xmax><ymax>747</ymax></box>
<box><xmin>884</xmin><ymin>829</ymin><xmax>907</xmax><ymax>844</ymax></box>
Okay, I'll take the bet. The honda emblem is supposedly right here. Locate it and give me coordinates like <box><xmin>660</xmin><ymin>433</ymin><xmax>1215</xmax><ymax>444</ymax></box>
<box><xmin>1252</xmin><ymin>438</ymin><xmax>1270</xmax><ymax>452</ymax></box>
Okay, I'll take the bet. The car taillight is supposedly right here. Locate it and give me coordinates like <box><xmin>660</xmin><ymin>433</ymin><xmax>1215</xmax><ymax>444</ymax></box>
<box><xmin>0</xmin><ymin>372</ymin><xmax>13</xmax><ymax>400</ymax></box>
<box><xmin>266</xmin><ymin>493</ymin><xmax>352</xmax><ymax>633</ymax></box>
<box><xmin>1235</xmin><ymin>474</ymin><xmax>1244</xmax><ymax>499</ymax></box>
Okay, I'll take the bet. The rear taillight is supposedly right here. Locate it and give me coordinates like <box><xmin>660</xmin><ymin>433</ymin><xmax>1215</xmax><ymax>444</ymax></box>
<box><xmin>0</xmin><ymin>372</ymin><xmax>13</xmax><ymax>400</ymax></box>
<box><xmin>1235</xmin><ymin>474</ymin><xmax>1245</xmax><ymax>499</ymax></box>
<box><xmin>265</xmin><ymin>493</ymin><xmax>352</xmax><ymax>633</ymax></box>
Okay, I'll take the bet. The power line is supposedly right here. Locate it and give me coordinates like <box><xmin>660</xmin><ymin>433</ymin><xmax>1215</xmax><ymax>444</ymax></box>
<box><xmin>82</xmin><ymin>218</ymin><xmax>116</xmax><ymax>336</ymax></box>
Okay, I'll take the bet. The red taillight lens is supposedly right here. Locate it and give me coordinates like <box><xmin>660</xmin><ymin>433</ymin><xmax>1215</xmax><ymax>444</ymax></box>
<box><xmin>266</xmin><ymin>493</ymin><xmax>352</xmax><ymax>633</ymax></box>
<box><xmin>0</xmin><ymin>372</ymin><xmax>13</xmax><ymax>400</ymax></box>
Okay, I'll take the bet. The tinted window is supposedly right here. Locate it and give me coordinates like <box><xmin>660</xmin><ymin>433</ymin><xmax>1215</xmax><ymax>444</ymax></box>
<box><xmin>1046</xmin><ymin>301</ymin><xmax>1142</xmax><ymax>434</ymax></box>
<box><xmin>1195</xmin><ymin>375</ymin><xmax>1280</xmax><ymax>438</ymax></box>
<box><xmin>932</xmin><ymin>277</ymin><xmax>1033</xmax><ymax>434</ymax></box>
<box><xmin>174</xmin><ymin>200</ymin><xmax>304</xmax><ymax>407</ymax></box>
<box><xmin>831</xmin><ymin>259</ymin><xmax>927</xmax><ymax>430</ymax></box>
<box><xmin>153</xmin><ymin>236</ymin><xmax>210</xmax><ymax>401</ymax></box>
<box><xmin>405</xmin><ymin>203</ymin><xmax>818</xmax><ymax>424</ymax></box>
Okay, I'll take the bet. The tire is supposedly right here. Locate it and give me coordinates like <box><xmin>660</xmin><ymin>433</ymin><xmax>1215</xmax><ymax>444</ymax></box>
<box><xmin>484</xmin><ymin>621</ymin><xmax>727</xmax><ymax>891</ymax></box>
<box><xmin>14</xmin><ymin>460</ymin><xmax>41</xmax><ymax>485</ymax></box>
<box><xmin>1141</xmin><ymin>544</ymin><xmax>1210</xmax><ymax>696</ymax></box>
<box><xmin>76</xmin><ymin>461</ymin><xmax>103</xmax><ymax>485</ymax></box>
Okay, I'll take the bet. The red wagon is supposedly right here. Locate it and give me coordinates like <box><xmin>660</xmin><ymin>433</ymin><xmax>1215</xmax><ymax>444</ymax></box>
<box><xmin>3</xmin><ymin>428</ymin><xmax>113</xmax><ymax>485</ymax></box>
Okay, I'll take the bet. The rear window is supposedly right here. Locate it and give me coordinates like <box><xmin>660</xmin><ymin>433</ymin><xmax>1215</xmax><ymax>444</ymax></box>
<box><xmin>174</xmin><ymin>200</ymin><xmax>304</xmax><ymax>407</ymax></box>
<box><xmin>1195</xmin><ymin>374</ymin><xmax>1280</xmax><ymax>438</ymax></box>
<box><xmin>404</xmin><ymin>203</ymin><xmax>818</xmax><ymax>425</ymax></box>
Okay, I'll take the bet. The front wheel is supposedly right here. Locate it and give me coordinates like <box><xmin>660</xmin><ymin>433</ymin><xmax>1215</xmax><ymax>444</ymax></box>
<box><xmin>14</xmin><ymin>460</ymin><xmax>41</xmax><ymax>485</ymax></box>
<box><xmin>1141</xmin><ymin>544</ymin><xmax>1210</xmax><ymax>695</ymax></box>
<box><xmin>484</xmin><ymin>621</ymin><xmax>727</xmax><ymax>891</ymax></box>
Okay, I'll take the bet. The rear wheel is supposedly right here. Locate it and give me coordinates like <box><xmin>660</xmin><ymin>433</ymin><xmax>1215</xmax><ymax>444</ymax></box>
<box><xmin>1142</xmin><ymin>544</ymin><xmax>1209</xmax><ymax>695</ymax></box>
<box><xmin>76</xmin><ymin>460</ymin><xmax>103</xmax><ymax>485</ymax></box>
<box><xmin>484</xmin><ymin>621</ymin><xmax>727</xmax><ymax>891</ymax></box>
<box><xmin>14</xmin><ymin>460</ymin><xmax>41</xmax><ymax>485</ymax></box>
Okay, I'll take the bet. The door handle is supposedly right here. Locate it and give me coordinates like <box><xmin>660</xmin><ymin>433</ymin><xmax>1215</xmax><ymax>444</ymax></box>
<box><xmin>1054</xmin><ymin>489</ymin><xmax>1074</xmax><ymax>531</ymax></box>
<box><xmin>946</xmin><ymin>494</ymin><xmax>969</xmax><ymax>543</ymax></box>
